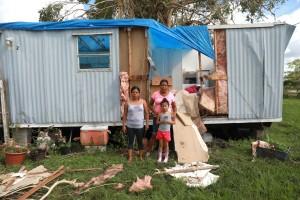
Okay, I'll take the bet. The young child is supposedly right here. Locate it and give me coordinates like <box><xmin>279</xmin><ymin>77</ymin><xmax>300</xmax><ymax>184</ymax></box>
<box><xmin>156</xmin><ymin>98</ymin><xmax>175</xmax><ymax>163</ymax></box>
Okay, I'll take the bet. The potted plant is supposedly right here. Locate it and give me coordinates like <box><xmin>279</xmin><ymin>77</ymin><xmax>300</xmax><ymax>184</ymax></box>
<box><xmin>4</xmin><ymin>145</ymin><xmax>28</xmax><ymax>166</ymax></box>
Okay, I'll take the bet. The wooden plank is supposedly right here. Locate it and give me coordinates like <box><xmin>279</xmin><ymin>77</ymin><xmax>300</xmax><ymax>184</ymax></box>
<box><xmin>176</xmin><ymin>112</ymin><xmax>194</xmax><ymax>126</ymax></box>
<box><xmin>18</xmin><ymin>166</ymin><xmax>65</xmax><ymax>200</ymax></box>
<box><xmin>0</xmin><ymin>80</ymin><xmax>9</xmax><ymax>143</ymax></box>
<box><xmin>208</xmin><ymin>72</ymin><xmax>227</xmax><ymax>80</ymax></box>
<box><xmin>173</xmin><ymin>116</ymin><xmax>209</xmax><ymax>163</ymax></box>
<box><xmin>131</xmin><ymin>28</ymin><xmax>148</xmax><ymax>76</ymax></box>
<box><xmin>119</xmin><ymin>28</ymin><xmax>129</xmax><ymax>72</ymax></box>
<box><xmin>129</xmin><ymin>75</ymin><xmax>148</xmax><ymax>81</ymax></box>
<box><xmin>144</xmin><ymin>29</ymin><xmax>149</xmax><ymax>102</ymax></box>
<box><xmin>199</xmin><ymin>87</ymin><xmax>215</xmax><ymax>113</ymax></box>
<box><xmin>129</xmin><ymin>28</ymin><xmax>148</xmax><ymax>100</ymax></box>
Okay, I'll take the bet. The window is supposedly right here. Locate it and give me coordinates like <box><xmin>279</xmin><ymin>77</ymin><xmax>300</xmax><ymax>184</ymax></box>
<box><xmin>77</xmin><ymin>34</ymin><xmax>111</xmax><ymax>69</ymax></box>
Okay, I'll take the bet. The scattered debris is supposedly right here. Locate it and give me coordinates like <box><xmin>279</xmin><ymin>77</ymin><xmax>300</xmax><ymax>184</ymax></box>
<box><xmin>0</xmin><ymin>165</ymin><xmax>52</xmax><ymax>198</ymax></box>
<box><xmin>251</xmin><ymin>140</ymin><xmax>275</xmax><ymax>157</ymax></box>
<box><xmin>252</xmin><ymin>140</ymin><xmax>289</xmax><ymax>161</ymax></box>
<box><xmin>199</xmin><ymin>87</ymin><xmax>215</xmax><ymax>113</ymax></box>
<box><xmin>192</xmin><ymin>117</ymin><xmax>207</xmax><ymax>134</ymax></box>
<box><xmin>175</xmin><ymin>90</ymin><xmax>189</xmax><ymax>114</ymax></box>
<box><xmin>66</xmin><ymin>167</ymin><xmax>103</xmax><ymax>173</ymax></box>
<box><xmin>181</xmin><ymin>92</ymin><xmax>200</xmax><ymax>118</ymax></box>
<box><xmin>154</xmin><ymin>163</ymin><xmax>219</xmax><ymax>175</ymax></box>
<box><xmin>114</xmin><ymin>183</ymin><xmax>125</xmax><ymax>191</ymax></box>
<box><xmin>18</xmin><ymin>166</ymin><xmax>65</xmax><ymax>200</ymax></box>
<box><xmin>0</xmin><ymin>164</ymin><xmax>126</xmax><ymax>198</ymax></box>
<box><xmin>40</xmin><ymin>179</ymin><xmax>82</xmax><ymax>200</ymax></box>
<box><xmin>129</xmin><ymin>176</ymin><xmax>152</xmax><ymax>192</ymax></box>
<box><xmin>155</xmin><ymin>162</ymin><xmax>219</xmax><ymax>188</ymax></box>
<box><xmin>177</xmin><ymin>112</ymin><xmax>194</xmax><ymax>126</ymax></box>
<box><xmin>78</xmin><ymin>164</ymin><xmax>123</xmax><ymax>192</ymax></box>
<box><xmin>173</xmin><ymin>113</ymin><xmax>209</xmax><ymax>163</ymax></box>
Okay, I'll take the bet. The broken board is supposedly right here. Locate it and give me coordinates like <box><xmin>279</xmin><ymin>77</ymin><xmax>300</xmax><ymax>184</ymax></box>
<box><xmin>173</xmin><ymin>114</ymin><xmax>209</xmax><ymax>163</ymax></box>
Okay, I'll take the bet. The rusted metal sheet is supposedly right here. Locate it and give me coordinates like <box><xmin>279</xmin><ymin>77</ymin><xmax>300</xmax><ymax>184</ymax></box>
<box><xmin>214</xmin><ymin>29</ymin><xmax>228</xmax><ymax>114</ymax></box>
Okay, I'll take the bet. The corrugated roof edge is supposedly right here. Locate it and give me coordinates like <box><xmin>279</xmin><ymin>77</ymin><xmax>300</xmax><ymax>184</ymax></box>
<box><xmin>208</xmin><ymin>22</ymin><xmax>289</xmax><ymax>29</ymax></box>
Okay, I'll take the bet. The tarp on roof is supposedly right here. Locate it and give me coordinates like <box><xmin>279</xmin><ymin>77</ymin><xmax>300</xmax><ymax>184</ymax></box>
<box><xmin>0</xmin><ymin>19</ymin><xmax>214</xmax><ymax>59</ymax></box>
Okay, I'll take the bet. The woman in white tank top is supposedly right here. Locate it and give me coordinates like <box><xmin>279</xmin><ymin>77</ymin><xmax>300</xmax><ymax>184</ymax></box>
<box><xmin>122</xmin><ymin>86</ymin><xmax>149</xmax><ymax>162</ymax></box>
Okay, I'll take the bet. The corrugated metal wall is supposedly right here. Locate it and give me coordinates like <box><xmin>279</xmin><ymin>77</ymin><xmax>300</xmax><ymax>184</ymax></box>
<box><xmin>0</xmin><ymin>29</ymin><xmax>120</xmax><ymax>125</ymax></box>
<box><xmin>227</xmin><ymin>24</ymin><xmax>295</xmax><ymax>119</ymax></box>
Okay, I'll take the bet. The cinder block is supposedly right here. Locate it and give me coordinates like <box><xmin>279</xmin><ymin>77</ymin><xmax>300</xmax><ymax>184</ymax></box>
<box><xmin>12</xmin><ymin>128</ymin><xmax>32</xmax><ymax>146</ymax></box>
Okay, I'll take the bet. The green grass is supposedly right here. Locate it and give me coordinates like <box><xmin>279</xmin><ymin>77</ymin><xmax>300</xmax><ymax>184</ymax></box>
<box><xmin>1</xmin><ymin>98</ymin><xmax>300</xmax><ymax>200</ymax></box>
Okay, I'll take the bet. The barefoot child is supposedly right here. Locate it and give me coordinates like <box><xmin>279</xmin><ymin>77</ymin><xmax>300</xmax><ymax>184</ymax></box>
<box><xmin>156</xmin><ymin>98</ymin><xmax>175</xmax><ymax>163</ymax></box>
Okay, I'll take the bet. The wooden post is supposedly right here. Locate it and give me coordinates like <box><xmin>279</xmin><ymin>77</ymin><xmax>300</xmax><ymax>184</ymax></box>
<box><xmin>144</xmin><ymin>29</ymin><xmax>149</xmax><ymax>102</ymax></box>
<box><xmin>213</xmin><ymin>30</ymin><xmax>219</xmax><ymax>114</ymax></box>
<box><xmin>0</xmin><ymin>80</ymin><xmax>9</xmax><ymax>143</ymax></box>
<box><xmin>198</xmin><ymin>52</ymin><xmax>202</xmax><ymax>85</ymax></box>
<box><xmin>127</xmin><ymin>28</ymin><xmax>132</xmax><ymax>79</ymax></box>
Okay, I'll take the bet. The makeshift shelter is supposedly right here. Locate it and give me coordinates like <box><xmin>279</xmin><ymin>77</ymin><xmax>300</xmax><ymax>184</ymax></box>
<box><xmin>0</xmin><ymin>19</ymin><xmax>295</xmax><ymax>144</ymax></box>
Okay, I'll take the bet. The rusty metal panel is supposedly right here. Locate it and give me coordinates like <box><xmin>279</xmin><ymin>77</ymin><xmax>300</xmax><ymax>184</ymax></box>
<box><xmin>0</xmin><ymin>29</ymin><xmax>121</xmax><ymax>125</ymax></box>
<box><xmin>214</xmin><ymin>29</ymin><xmax>228</xmax><ymax>114</ymax></box>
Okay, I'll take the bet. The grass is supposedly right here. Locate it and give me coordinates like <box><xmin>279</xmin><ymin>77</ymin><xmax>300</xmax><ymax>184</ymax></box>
<box><xmin>1</xmin><ymin>98</ymin><xmax>300</xmax><ymax>199</ymax></box>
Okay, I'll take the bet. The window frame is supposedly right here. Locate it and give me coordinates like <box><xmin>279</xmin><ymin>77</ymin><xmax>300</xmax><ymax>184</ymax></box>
<box><xmin>75</xmin><ymin>32</ymin><xmax>113</xmax><ymax>72</ymax></box>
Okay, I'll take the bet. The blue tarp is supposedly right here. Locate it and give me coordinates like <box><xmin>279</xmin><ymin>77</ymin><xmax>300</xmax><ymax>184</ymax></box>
<box><xmin>0</xmin><ymin>19</ymin><xmax>215</xmax><ymax>59</ymax></box>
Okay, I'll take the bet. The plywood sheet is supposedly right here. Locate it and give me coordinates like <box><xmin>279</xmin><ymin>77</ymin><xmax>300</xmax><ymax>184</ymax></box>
<box><xmin>177</xmin><ymin>112</ymin><xmax>193</xmax><ymax>126</ymax></box>
<box><xmin>131</xmin><ymin>28</ymin><xmax>148</xmax><ymax>76</ymax></box>
<box><xmin>199</xmin><ymin>87</ymin><xmax>215</xmax><ymax>113</ymax></box>
<box><xmin>119</xmin><ymin>28</ymin><xmax>129</xmax><ymax>72</ymax></box>
<box><xmin>182</xmin><ymin>92</ymin><xmax>199</xmax><ymax>118</ymax></box>
<box><xmin>216</xmin><ymin>80</ymin><xmax>228</xmax><ymax>114</ymax></box>
<box><xmin>173</xmin><ymin>116</ymin><xmax>209</xmax><ymax>163</ymax></box>
<box><xmin>119</xmin><ymin>28</ymin><xmax>149</xmax><ymax>101</ymax></box>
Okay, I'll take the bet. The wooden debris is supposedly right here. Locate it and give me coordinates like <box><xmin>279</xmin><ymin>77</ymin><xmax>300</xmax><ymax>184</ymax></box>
<box><xmin>173</xmin><ymin>114</ymin><xmax>209</xmax><ymax>163</ymax></box>
<box><xmin>216</xmin><ymin>80</ymin><xmax>228</xmax><ymax>114</ymax></box>
<box><xmin>154</xmin><ymin>162</ymin><xmax>219</xmax><ymax>188</ymax></box>
<box><xmin>78</xmin><ymin>164</ymin><xmax>123</xmax><ymax>191</ymax></box>
<box><xmin>174</xmin><ymin>90</ymin><xmax>189</xmax><ymax>114</ymax></box>
<box><xmin>114</xmin><ymin>183</ymin><xmax>125</xmax><ymax>191</ymax></box>
<box><xmin>0</xmin><ymin>165</ymin><xmax>52</xmax><ymax>198</ymax></box>
<box><xmin>40</xmin><ymin>179</ymin><xmax>82</xmax><ymax>200</ymax></box>
<box><xmin>182</xmin><ymin>92</ymin><xmax>200</xmax><ymax>118</ymax></box>
<box><xmin>129</xmin><ymin>176</ymin><xmax>152</xmax><ymax>193</ymax></box>
<box><xmin>66</xmin><ymin>167</ymin><xmax>103</xmax><ymax>173</ymax></box>
<box><xmin>176</xmin><ymin>112</ymin><xmax>194</xmax><ymax>126</ymax></box>
<box><xmin>17</xmin><ymin>166</ymin><xmax>65</xmax><ymax>200</ymax></box>
<box><xmin>154</xmin><ymin>165</ymin><xmax>219</xmax><ymax>175</ymax></box>
<box><xmin>199</xmin><ymin>87</ymin><xmax>215</xmax><ymax>113</ymax></box>
<box><xmin>192</xmin><ymin>117</ymin><xmax>207</xmax><ymax>134</ymax></box>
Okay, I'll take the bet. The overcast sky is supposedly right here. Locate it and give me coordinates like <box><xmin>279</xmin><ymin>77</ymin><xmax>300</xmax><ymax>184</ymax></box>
<box><xmin>0</xmin><ymin>0</ymin><xmax>299</xmax><ymax>67</ymax></box>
